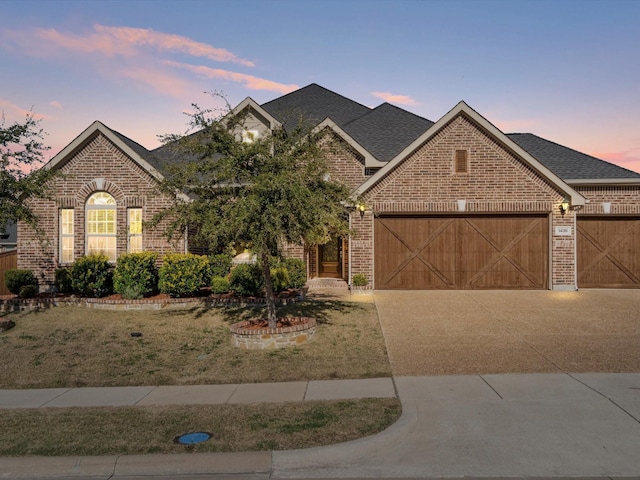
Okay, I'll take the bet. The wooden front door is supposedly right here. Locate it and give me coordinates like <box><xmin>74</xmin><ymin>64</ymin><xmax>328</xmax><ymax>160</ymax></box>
<box><xmin>375</xmin><ymin>215</ymin><xmax>548</xmax><ymax>289</ymax></box>
<box><xmin>577</xmin><ymin>217</ymin><xmax>640</xmax><ymax>288</ymax></box>
<box><xmin>319</xmin><ymin>237</ymin><xmax>342</xmax><ymax>278</ymax></box>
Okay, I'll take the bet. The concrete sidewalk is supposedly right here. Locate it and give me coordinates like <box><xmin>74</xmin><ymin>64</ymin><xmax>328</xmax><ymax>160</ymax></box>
<box><xmin>2</xmin><ymin>373</ymin><xmax>640</xmax><ymax>479</ymax></box>
<box><xmin>0</xmin><ymin>377</ymin><xmax>396</xmax><ymax>409</ymax></box>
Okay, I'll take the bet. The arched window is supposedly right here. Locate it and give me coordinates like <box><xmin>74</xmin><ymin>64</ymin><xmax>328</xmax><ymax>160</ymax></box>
<box><xmin>86</xmin><ymin>192</ymin><xmax>117</xmax><ymax>261</ymax></box>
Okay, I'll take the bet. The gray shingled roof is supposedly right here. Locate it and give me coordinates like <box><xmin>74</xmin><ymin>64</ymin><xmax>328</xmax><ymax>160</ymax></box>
<box><xmin>103</xmin><ymin>85</ymin><xmax>636</xmax><ymax>184</ymax></box>
<box><xmin>261</xmin><ymin>83</ymin><xmax>371</xmax><ymax>132</ymax></box>
<box><xmin>342</xmin><ymin>103</ymin><xmax>434</xmax><ymax>162</ymax></box>
<box><xmin>507</xmin><ymin>133</ymin><xmax>640</xmax><ymax>180</ymax></box>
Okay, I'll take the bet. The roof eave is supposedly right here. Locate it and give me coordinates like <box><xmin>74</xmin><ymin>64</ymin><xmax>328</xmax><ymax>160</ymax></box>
<box><xmin>228</xmin><ymin>97</ymin><xmax>282</xmax><ymax>130</ymax></box>
<box><xmin>566</xmin><ymin>178</ymin><xmax>640</xmax><ymax>187</ymax></box>
<box><xmin>314</xmin><ymin>118</ymin><xmax>385</xmax><ymax>168</ymax></box>
<box><xmin>43</xmin><ymin>121</ymin><xmax>191</xmax><ymax>203</ymax></box>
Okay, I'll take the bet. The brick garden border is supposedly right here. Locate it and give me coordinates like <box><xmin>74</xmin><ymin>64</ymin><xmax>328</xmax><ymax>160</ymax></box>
<box><xmin>229</xmin><ymin>317</ymin><xmax>316</xmax><ymax>350</ymax></box>
<box><xmin>0</xmin><ymin>289</ymin><xmax>306</xmax><ymax>313</ymax></box>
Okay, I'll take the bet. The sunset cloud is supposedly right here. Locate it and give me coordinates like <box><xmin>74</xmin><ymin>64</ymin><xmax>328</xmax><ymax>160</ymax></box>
<box><xmin>3</xmin><ymin>24</ymin><xmax>254</xmax><ymax>67</ymax></box>
<box><xmin>165</xmin><ymin>61</ymin><xmax>298</xmax><ymax>94</ymax></box>
<box><xmin>593</xmin><ymin>148</ymin><xmax>640</xmax><ymax>174</ymax></box>
<box><xmin>371</xmin><ymin>91</ymin><xmax>420</xmax><ymax>106</ymax></box>
<box><xmin>49</xmin><ymin>101</ymin><xmax>63</xmax><ymax>110</ymax></box>
<box><xmin>0</xmin><ymin>99</ymin><xmax>46</xmax><ymax>121</ymax></box>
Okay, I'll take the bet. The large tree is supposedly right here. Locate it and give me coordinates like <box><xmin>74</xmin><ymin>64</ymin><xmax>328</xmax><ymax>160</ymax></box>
<box><xmin>0</xmin><ymin>113</ymin><xmax>53</xmax><ymax>231</ymax></box>
<box><xmin>157</xmin><ymin>103</ymin><xmax>354</xmax><ymax>327</ymax></box>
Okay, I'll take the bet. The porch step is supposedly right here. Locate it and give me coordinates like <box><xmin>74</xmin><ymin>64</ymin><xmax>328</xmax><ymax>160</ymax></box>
<box><xmin>306</xmin><ymin>278</ymin><xmax>349</xmax><ymax>289</ymax></box>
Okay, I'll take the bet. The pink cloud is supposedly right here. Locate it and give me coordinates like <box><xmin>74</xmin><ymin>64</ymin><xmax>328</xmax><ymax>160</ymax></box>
<box><xmin>371</xmin><ymin>91</ymin><xmax>420</xmax><ymax>106</ymax></box>
<box><xmin>2</xmin><ymin>24</ymin><xmax>254</xmax><ymax>67</ymax></box>
<box><xmin>0</xmin><ymin>99</ymin><xmax>47</xmax><ymax>121</ymax></box>
<box><xmin>50</xmin><ymin>101</ymin><xmax>63</xmax><ymax>110</ymax></box>
<box><xmin>592</xmin><ymin>149</ymin><xmax>640</xmax><ymax>174</ymax></box>
<box><xmin>93</xmin><ymin>25</ymin><xmax>255</xmax><ymax>67</ymax></box>
<box><xmin>165</xmin><ymin>61</ymin><xmax>298</xmax><ymax>94</ymax></box>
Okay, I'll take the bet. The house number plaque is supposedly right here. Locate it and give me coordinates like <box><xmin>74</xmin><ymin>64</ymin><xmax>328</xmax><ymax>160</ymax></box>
<box><xmin>554</xmin><ymin>226</ymin><xmax>572</xmax><ymax>236</ymax></box>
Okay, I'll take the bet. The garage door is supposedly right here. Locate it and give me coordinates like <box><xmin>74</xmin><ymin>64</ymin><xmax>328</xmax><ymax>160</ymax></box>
<box><xmin>375</xmin><ymin>215</ymin><xmax>548</xmax><ymax>289</ymax></box>
<box><xmin>577</xmin><ymin>217</ymin><xmax>640</xmax><ymax>288</ymax></box>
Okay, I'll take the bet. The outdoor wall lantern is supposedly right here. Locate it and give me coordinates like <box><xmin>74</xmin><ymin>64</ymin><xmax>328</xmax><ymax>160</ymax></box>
<box><xmin>559</xmin><ymin>198</ymin><xmax>570</xmax><ymax>215</ymax></box>
<box><xmin>357</xmin><ymin>204</ymin><xmax>366</xmax><ymax>218</ymax></box>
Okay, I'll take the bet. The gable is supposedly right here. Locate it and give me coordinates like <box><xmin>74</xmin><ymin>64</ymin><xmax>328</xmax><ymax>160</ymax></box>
<box><xmin>358</xmin><ymin>102</ymin><xmax>585</xmax><ymax>207</ymax></box>
<box><xmin>365</xmin><ymin>114</ymin><xmax>570</xmax><ymax>210</ymax></box>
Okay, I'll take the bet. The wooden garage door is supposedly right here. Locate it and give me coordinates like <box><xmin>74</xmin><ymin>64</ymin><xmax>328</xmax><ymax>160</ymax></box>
<box><xmin>375</xmin><ymin>216</ymin><xmax>548</xmax><ymax>289</ymax></box>
<box><xmin>577</xmin><ymin>217</ymin><xmax>640</xmax><ymax>288</ymax></box>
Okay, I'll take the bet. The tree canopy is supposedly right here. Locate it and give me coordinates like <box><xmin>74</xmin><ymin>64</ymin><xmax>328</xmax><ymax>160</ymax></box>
<box><xmin>0</xmin><ymin>113</ymin><xmax>53</xmax><ymax>231</ymax></box>
<box><xmin>156</xmin><ymin>101</ymin><xmax>354</xmax><ymax>326</ymax></box>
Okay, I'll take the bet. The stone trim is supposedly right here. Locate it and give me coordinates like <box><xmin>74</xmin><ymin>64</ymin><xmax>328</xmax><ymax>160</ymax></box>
<box><xmin>230</xmin><ymin>317</ymin><xmax>316</xmax><ymax>350</ymax></box>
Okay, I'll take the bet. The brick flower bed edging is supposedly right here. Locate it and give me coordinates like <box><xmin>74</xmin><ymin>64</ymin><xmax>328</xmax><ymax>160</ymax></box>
<box><xmin>0</xmin><ymin>289</ymin><xmax>306</xmax><ymax>313</ymax></box>
<box><xmin>230</xmin><ymin>317</ymin><xmax>316</xmax><ymax>350</ymax></box>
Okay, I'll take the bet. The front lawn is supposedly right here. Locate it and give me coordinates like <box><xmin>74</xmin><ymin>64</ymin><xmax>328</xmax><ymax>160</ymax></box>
<box><xmin>0</xmin><ymin>296</ymin><xmax>391</xmax><ymax>389</ymax></box>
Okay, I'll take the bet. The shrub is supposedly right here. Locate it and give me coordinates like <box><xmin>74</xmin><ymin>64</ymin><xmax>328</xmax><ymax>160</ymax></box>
<box><xmin>71</xmin><ymin>254</ymin><xmax>113</xmax><ymax>298</ymax></box>
<box><xmin>18</xmin><ymin>284</ymin><xmax>38</xmax><ymax>298</ymax></box>
<box><xmin>113</xmin><ymin>251</ymin><xmax>159</xmax><ymax>299</ymax></box>
<box><xmin>54</xmin><ymin>268</ymin><xmax>73</xmax><ymax>294</ymax></box>
<box><xmin>208</xmin><ymin>252</ymin><xmax>233</xmax><ymax>280</ymax></box>
<box><xmin>158</xmin><ymin>253</ymin><xmax>209</xmax><ymax>297</ymax></box>
<box><xmin>229</xmin><ymin>263</ymin><xmax>263</xmax><ymax>297</ymax></box>
<box><xmin>270</xmin><ymin>266</ymin><xmax>290</xmax><ymax>292</ymax></box>
<box><xmin>352</xmin><ymin>273</ymin><xmax>368</xmax><ymax>287</ymax></box>
<box><xmin>5</xmin><ymin>269</ymin><xmax>38</xmax><ymax>296</ymax></box>
<box><xmin>281</xmin><ymin>258</ymin><xmax>306</xmax><ymax>289</ymax></box>
<box><xmin>210</xmin><ymin>276</ymin><xmax>230</xmax><ymax>294</ymax></box>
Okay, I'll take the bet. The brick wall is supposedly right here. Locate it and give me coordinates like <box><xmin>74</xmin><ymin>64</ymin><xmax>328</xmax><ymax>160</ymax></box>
<box><xmin>18</xmin><ymin>133</ymin><xmax>185</xmax><ymax>289</ymax></box>
<box><xmin>576</xmin><ymin>186</ymin><xmax>640</xmax><ymax>215</ymax></box>
<box><xmin>346</xmin><ymin>114</ymin><xmax>576</xmax><ymax>289</ymax></box>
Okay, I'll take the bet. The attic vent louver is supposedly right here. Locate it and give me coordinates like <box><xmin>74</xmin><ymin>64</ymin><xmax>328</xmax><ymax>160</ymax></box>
<box><xmin>455</xmin><ymin>150</ymin><xmax>468</xmax><ymax>174</ymax></box>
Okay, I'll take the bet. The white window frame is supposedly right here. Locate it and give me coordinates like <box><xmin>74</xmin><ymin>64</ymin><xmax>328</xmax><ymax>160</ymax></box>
<box><xmin>86</xmin><ymin>192</ymin><xmax>117</xmax><ymax>262</ymax></box>
<box><xmin>59</xmin><ymin>208</ymin><xmax>74</xmax><ymax>264</ymax></box>
<box><xmin>128</xmin><ymin>208</ymin><xmax>143</xmax><ymax>253</ymax></box>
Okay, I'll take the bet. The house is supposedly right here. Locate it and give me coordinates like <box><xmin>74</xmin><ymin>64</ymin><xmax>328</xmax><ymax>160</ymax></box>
<box><xmin>17</xmin><ymin>84</ymin><xmax>640</xmax><ymax>290</ymax></box>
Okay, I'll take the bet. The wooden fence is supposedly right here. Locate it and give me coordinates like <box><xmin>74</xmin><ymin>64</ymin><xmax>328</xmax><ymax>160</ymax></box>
<box><xmin>0</xmin><ymin>250</ymin><xmax>18</xmax><ymax>295</ymax></box>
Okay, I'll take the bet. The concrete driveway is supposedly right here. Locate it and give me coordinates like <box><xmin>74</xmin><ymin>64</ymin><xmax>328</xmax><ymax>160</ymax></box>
<box><xmin>374</xmin><ymin>289</ymin><xmax>640</xmax><ymax>376</ymax></box>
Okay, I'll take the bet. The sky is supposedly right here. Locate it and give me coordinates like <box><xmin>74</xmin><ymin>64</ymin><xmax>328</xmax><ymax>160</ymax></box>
<box><xmin>1</xmin><ymin>0</ymin><xmax>639</xmax><ymax>173</ymax></box>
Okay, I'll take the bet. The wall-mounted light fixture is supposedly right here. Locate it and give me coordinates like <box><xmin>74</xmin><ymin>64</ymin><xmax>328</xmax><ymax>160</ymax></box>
<box><xmin>357</xmin><ymin>204</ymin><xmax>366</xmax><ymax>218</ymax></box>
<box><xmin>559</xmin><ymin>197</ymin><xmax>570</xmax><ymax>215</ymax></box>
<box><xmin>602</xmin><ymin>202</ymin><xmax>612</xmax><ymax>214</ymax></box>
<box><xmin>457</xmin><ymin>199</ymin><xmax>467</xmax><ymax>212</ymax></box>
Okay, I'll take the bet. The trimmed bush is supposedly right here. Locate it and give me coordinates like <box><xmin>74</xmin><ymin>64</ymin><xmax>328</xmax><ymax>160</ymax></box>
<box><xmin>4</xmin><ymin>269</ymin><xmax>38</xmax><ymax>297</ymax></box>
<box><xmin>71</xmin><ymin>254</ymin><xmax>113</xmax><ymax>298</ymax></box>
<box><xmin>208</xmin><ymin>252</ymin><xmax>233</xmax><ymax>280</ymax></box>
<box><xmin>229</xmin><ymin>263</ymin><xmax>264</xmax><ymax>297</ymax></box>
<box><xmin>281</xmin><ymin>258</ymin><xmax>306</xmax><ymax>289</ymax></box>
<box><xmin>113</xmin><ymin>251</ymin><xmax>159</xmax><ymax>299</ymax></box>
<box><xmin>18</xmin><ymin>284</ymin><xmax>38</xmax><ymax>298</ymax></box>
<box><xmin>352</xmin><ymin>273</ymin><xmax>368</xmax><ymax>287</ymax></box>
<box><xmin>210</xmin><ymin>276</ymin><xmax>230</xmax><ymax>295</ymax></box>
<box><xmin>54</xmin><ymin>268</ymin><xmax>73</xmax><ymax>294</ymax></box>
<box><xmin>158</xmin><ymin>253</ymin><xmax>209</xmax><ymax>297</ymax></box>
<box><xmin>270</xmin><ymin>266</ymin><xmax>290</xmax><ymax>293</ymax></box>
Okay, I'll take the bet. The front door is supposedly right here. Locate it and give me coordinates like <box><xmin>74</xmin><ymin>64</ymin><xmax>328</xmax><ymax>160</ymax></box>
<box><xmin>319</xmin><ymin>237</ymin><xmax>342</xmax><ymax>278</ymax></box>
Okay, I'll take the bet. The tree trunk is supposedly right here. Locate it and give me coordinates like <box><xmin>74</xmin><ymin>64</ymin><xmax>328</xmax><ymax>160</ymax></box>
<box><xmin>261</xmin><ymin>252</ymin><xmax>278</xmax><ymax>328</ymax></box>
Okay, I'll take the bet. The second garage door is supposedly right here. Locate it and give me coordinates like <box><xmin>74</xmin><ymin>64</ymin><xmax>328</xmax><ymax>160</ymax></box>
<box><xmin>577</xmin><ymin>216</ymin><xmax>640</xmax><ymax>288</ymax></box>
<box><xmin>375</xmin><ymin>215</ymin><xmax>549</xmax><ymax>289</ymax></box>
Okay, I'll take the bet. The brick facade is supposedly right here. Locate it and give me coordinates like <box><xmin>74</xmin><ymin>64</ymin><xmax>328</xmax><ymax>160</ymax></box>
<box><xmin>342</xmin><ymin>115</ymin><xmax>577</xmax><ymax>290</ymax></box>
<box><xmin>18</xmin><ymin>133</ymin><xmax>185</xmax><ymax>290</ymax></box>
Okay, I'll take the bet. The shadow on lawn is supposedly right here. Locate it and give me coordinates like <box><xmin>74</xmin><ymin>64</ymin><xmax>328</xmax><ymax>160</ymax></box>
<box><xmin>180</xmin><ymin>296</ymin><xmax>364</xmax><ymax>325</ymax></box>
